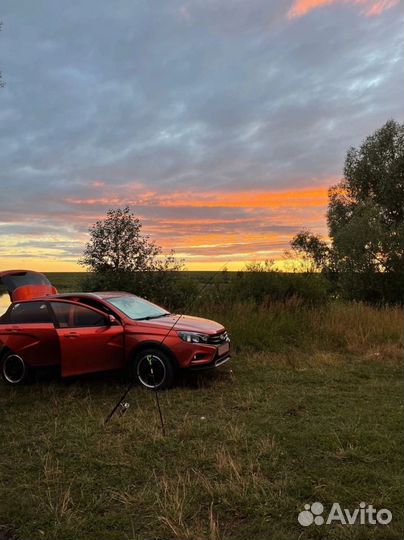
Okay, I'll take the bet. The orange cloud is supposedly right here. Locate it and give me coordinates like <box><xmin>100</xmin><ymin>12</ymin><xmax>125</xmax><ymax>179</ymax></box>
<box><xmin>65</xmin><ymin>186</ymin><xmax>329</xmax><ymax>210</ymax></box>
<box><xmin>56</xmin><ymin>185</ymin><xmax>330</xmax><ymax>270</ymax></box>
<box><xmin>156</xmin><ymin>217</ymin><xmax>256</xmax><ymax>226</ymax></box>
<box><xmin>3</xmin><ymin>184</ymin><xmax>331</xmax><ymax>272</ymax></box>
<box><xmin>364</xmin><ymin>0</ymin><xmax>399</xmax><ymax>15</ymax></box>
<box><xmin>288</xmin><ymin>0</ymin><xmax>399</xmax><ymax>18</ymax></box>
<box><xmin>158</xmin><ymin>188</ymin><xmax>328</xmax><ymax>209</ymax></box>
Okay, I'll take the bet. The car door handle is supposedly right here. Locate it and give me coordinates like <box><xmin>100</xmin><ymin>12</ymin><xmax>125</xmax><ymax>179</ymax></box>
<box><xmin>64</xmin><ymin>331</ymin><xmax>79</xmax><ymax>338</ymax></box>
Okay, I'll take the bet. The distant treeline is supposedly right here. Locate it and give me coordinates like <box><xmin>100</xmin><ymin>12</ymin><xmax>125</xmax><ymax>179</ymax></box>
<box><xmin>42</xmin><ymin>269</ymin><xmax>402</xmax><ymax>311</ymax></box>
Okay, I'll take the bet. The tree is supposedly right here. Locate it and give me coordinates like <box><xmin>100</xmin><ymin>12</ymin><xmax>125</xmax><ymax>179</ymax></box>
<box><xmin>291</xmin><ymin>120</ymin><xmax>404</xmax><ymax>303</ymax></box>
<box><xmin>79</xmin><ymin>207</ymin><xmax>184</xmax><ymax>303</ymax></box>
<box><xmin>291</xmin><ymin>230</ymin><xmax>330</xmax><ymax>270</ymax></box>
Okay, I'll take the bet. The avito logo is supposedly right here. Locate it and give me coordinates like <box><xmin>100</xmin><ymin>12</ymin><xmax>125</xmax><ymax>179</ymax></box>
<box><xmin>298</xmin><ymin>501</ymin><xmax>392</xmax><ymax>526</ymax></box>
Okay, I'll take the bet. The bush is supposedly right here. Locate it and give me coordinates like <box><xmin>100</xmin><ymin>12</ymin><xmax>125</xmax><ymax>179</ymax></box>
<box><xmin>337</xmin><ymin>271</ymin><xmax>404</xmax><ymax>305</ymax></box>
<box><xmin>223</xmin><ymin>270</ymin><xmax>330</xmax><ymax>306</ymax></box>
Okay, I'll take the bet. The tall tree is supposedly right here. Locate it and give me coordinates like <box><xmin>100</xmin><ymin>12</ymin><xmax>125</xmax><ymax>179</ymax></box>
<box><xmin>81</xmin><ymin>207</ymin><xmax>168</xmax><ymax>273</ymax></box>
<box><xmin>291</xmin><ymin>120</ymin><xmax>404</xmax><ymax>302</ymax></box>
<box><xmin>79</xmin><ymin>207</ymin><xmax>183</xmax><ymax>299</ymax></box>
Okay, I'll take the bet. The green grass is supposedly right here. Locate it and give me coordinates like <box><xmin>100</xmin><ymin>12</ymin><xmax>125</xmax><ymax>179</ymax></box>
<box><xmin>44</xmin><ymin>271</ymin><xmax>230</xmax><ymax>291</ymax></box>
<box><xmin>0</xmin><ymin>299</ymin><xmax>402</xmax><ymax>540</ymax></box>
<box><xmin>45</xmin><ymin>272</ymin><xmax>85</xmax><ymax>291</ymax></box>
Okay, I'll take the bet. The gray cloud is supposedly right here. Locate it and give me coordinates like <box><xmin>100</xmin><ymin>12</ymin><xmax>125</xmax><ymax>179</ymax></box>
<box><xmin>0</xmin><ymin>0</ymin><xmax>402</xmax><ymax>265</ymax></box>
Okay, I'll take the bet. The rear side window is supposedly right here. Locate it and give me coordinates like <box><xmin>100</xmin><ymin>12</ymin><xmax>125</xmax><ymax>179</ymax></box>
<box><xmin>50</xmin><ymin>302</ymin><xmax>107</xmax><ymax>328</ymax></box>
<box><xmin>9</xmin><ymin>302</ymin><xmax>52</xmax><ymax>324</ymax></box>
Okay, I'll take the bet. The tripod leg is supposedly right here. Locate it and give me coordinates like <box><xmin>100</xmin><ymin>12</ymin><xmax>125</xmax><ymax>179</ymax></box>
<box><xmin>147</xmin><ymin>355</ymin><xmax>166</xmax><ymax>436</ymax></box>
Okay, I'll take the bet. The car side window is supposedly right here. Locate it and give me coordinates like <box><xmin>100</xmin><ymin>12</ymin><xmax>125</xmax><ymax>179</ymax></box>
<box><xmin>73</xmin><ymin>305</ymin><xmax>107</xmax><ymax>327</ymax></box>
<box><xmin>9</xmin><ymin>302</ymin><xmax>52</xmax><ymax>324</ymax></box>
<box><xmin>50</xmin><ymin>302</ymin><xmax>71</xmax><ymax>327</ymax></box>
<box><xmin>50</xmin><ymin>302</ymin><xmax>107</xmax><ymax>328</ymax></box>
<box><xmin>76</xmin><ymin>298</ymin><xmax>117</xmax><ymax>317</ymax></box>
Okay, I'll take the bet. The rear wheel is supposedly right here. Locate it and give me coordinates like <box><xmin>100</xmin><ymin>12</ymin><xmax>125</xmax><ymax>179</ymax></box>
<box><xmin>133</xmin><ymin>348</ymin><xmax>174</xmax><ymax>390</ymax></box>
<box><xmin>1</xmin><ymin>352</ymin><xmax>30</xmax><ymax>385</ymax></box>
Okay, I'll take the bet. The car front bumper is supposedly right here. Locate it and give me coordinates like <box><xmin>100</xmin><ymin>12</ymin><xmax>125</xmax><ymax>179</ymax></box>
<box><xmin>168</xmin><ymin>335</ymin><xmax>231</xmax><ymax>369</ymax></box>
<box><xmin>188</xmin><ymin>350</ymin><xmax>231</xmax><ymax>371</ymax></box>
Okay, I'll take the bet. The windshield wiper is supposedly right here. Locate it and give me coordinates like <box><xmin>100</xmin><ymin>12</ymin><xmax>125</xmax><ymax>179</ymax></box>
<box><xmin>136</xmin><ymin>313</ymin><xmax>171</xmax><ymax>321</ymax></box>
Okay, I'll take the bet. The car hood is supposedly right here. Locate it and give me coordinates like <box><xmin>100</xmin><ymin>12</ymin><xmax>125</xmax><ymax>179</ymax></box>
<box><xmin>130</xmin><ymin>314</ymin><xmax>225</xmax><ymax>334</ymax></box>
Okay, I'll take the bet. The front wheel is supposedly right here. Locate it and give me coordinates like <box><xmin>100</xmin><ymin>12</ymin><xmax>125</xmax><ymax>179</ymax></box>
<box><xmin>133</xmin><ymin>349</ymin><xmax>174</xmax><ymax>390</ymax></box>
<box><xmin>1</xmin><ymin>352</ymin><xmax>30</xmax><ymax>385</ymax></box>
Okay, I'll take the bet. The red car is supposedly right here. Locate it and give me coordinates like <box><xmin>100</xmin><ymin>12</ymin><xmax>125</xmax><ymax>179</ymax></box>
<box><xmin>0</xmin><ymin>270</ymin><xmax>230</xmax><ymax>389</ymax></box>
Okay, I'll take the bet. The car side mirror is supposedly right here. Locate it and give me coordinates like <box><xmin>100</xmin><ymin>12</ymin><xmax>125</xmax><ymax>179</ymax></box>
<box><xmin>107</xmin><ymin>314</ymin><xmax>119</xmax><ymax>326</ymax></box>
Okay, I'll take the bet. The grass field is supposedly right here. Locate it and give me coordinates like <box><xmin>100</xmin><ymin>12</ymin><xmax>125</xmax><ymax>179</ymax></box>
<box><xmin>0</xmin><ymin>276</ymin><xmax>403</xmax><ymax>539</ymax></box>
<box><xmin>42</xmin><ymin>271</ymin><xmax>227</xmax><ymax>292</ymax></box>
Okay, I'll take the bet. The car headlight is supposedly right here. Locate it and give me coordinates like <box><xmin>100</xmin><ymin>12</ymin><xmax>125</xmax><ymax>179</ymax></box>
<box><xmin>178</xmin><ymin>331</ymin><xmax>209</xmax><ymax>343</ymax></box>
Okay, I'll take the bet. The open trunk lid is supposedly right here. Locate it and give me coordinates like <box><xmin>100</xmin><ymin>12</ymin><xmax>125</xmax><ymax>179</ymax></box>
<box><xmin>0</xmin><ymin>270</ymin><xmax>57</xmax><ymax>301</ymax></box>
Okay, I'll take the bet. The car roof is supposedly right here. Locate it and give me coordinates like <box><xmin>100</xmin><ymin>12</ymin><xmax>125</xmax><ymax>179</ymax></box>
<box><xmin>21</xmin><ymin>291</ymin><xmax>135</xmax><ymax>302</ymax></box>
<box><xmin>55</xmin><ymin>292</ymin><xmax>133</xmax><ymax>299</ymax></box>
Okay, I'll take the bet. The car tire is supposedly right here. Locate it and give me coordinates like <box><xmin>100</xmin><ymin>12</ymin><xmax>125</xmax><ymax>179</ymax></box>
<box><xmin>1</xmin><ymin>352</ymin><xmax>30</xmax><ymax>385</ymax></box>
<box><xmin>133</xmin><ymin>348</ymin><xmax>175</xmax><ymax>390</ymax></box>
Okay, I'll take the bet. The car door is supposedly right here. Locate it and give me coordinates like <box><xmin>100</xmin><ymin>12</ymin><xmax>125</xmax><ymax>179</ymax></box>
<box><xmin>0</xmin><ymin>270</ymin><xmax>57</xmax><ymax>301</ymax></box>
<box><xmin>49</xmin><ymin>301</ymin><xmax>124</xmax><ymax>377</ymax></box>
<box><xmin>0</xmin><ymin>301</ymin><xmax>60</xmax><ymax>367</ymax></box>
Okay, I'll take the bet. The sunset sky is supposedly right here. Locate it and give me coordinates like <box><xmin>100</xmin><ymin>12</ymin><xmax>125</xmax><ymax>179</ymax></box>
<box><xmin>0</xmin><ymin>0</ymin><xmax>403</xmax><ymax>271</ymax></box>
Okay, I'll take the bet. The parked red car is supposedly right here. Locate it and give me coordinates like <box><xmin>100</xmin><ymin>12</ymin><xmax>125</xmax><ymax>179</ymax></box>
<box><xmin>0</xmin><ymin>270</ymin><xmax>230</xmax><ymax>388</ymax></box>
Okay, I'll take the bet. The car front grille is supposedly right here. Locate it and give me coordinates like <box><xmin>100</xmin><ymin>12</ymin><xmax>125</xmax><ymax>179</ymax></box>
<box><xmin>207</xmin><ymin>331</ymin><xmax>229</xmax><ymax>345</ymax></box>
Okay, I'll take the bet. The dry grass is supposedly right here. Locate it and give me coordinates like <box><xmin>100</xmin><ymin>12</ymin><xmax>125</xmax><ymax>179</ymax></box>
<box><xmin>0</xmin><ymin>300</ymin><xmax>402</xmax><ymax>540</ymax></box>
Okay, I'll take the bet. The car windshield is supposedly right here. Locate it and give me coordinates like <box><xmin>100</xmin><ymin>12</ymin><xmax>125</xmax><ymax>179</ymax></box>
<box><xmin>106</xmin><ymin>295</ymin><xmax>170</xmax><ymax>320</ymax></box>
